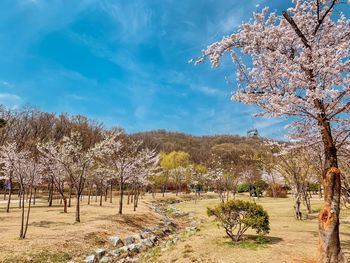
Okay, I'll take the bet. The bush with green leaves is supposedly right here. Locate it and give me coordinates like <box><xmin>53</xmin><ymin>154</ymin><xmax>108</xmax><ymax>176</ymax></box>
<box><xmin>237</xmin><ymin>183</ymin><xmax>250</xmax><ymax>193</ymax></box>
<box><xmin>207</xmin><ymin>200</ymin><xmax>270</xmax><ymax>242</ymax></box>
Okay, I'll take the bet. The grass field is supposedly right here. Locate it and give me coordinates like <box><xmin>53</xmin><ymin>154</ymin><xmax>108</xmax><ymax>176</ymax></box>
<box><xmin>0</xmin><ymin>194</ymin><xmax>163</xmax><ymax>263</ymax></box>
<box><xmin>1</xmin><ymin>194</ymin><xmax>350</xmax><ymax>263</ymax></box>
<box><xmin>143</xmin><ymin>195</ymin><xmax>350</xmax><ymax>263</ymax></box>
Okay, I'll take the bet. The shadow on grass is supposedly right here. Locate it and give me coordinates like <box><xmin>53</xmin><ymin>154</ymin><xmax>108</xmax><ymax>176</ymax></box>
<box><xmin>219</xmin><ymin>235</ymin><xmax>283</xmax><ymax>251</ymax></box>
<box><xmin>92</xmin><ymin>212</ymin><xmax>159</xmax><ymax>230</ymax></box>
<box><xmin>31</xmin><ymin>220</ymin><xmax>70</xmax><ymax>228</ymax></box>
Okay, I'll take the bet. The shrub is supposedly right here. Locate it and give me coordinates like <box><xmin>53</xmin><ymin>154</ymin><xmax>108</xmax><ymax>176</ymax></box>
<box><xmin>237</xmin><ymin>183</ymin><xmax>250</xmax><ymax>193</ymax></box>
<box><xmin>307</xmin><ymin>183</ymin><xmax>320</xmax><ymax>193</ymax></box>
<box><xmin>207</xmin><ymin>199</ymin><xmax>270</xmax><ymax>242</ymax></box>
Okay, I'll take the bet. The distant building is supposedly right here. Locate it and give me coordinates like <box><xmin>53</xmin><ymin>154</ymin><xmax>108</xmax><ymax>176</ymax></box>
<box><xmin>247</xmin><ymin>129</ymin><xmax>259</xmax><ymax>137</ymax></box>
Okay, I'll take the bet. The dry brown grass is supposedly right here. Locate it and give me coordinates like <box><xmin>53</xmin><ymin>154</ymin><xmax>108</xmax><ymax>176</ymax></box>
<box><xmin>0</xmin><ymin>193</ymin><xmax>165</xmax><ymax>263</ymax></box>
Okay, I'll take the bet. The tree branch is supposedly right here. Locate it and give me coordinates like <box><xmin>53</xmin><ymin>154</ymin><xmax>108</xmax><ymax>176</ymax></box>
<box><xmin>314</xmin><ymin>0</ymin><xmax>337</xmax><ymax>35</ymax></box>
<box><xmin>282</xmin><ymin>11</ymin><xmax>311</xmax><ymax>49</ymax></box>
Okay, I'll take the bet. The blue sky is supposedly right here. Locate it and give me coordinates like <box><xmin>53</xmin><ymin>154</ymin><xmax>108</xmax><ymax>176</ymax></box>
<box><xmin>0</xmin><ymin>0</ymin><xmax>315</xmax><ymax>138</ymax></box>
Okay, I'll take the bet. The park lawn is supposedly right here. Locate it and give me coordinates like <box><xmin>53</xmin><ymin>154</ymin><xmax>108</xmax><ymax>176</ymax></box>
<box><xmin>149</xmin><ymin>195</ymin><xmax>350</xmax><ymax>263</ymax></box>
<box><xmin>0</xmin><ymin>194</ymin><xmax>165</xmax><ymax>263</ymax></box>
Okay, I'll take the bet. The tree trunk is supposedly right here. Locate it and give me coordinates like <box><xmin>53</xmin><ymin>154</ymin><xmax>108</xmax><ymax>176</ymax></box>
<box><xmin>19</xmin><ymin>190</ymin><xmax>22</xmax><ymax>208</ymax></box>
<box><xmin>303</xmin><ymin>190</ymin><xmax>312</xmax><ymax>214</ymax></box>
<box><xmin>294</xmin><ymin>194</ymin><xmax>302</xmax><ymax>220</ymax></box>
<box><xmin>33</xmin><ymin>188</ymin><xmax>37</xmax><ymax>206</ymax></box>
<box><xmin>110</xmin><ymin>182</ymin><xmax>113</xmax><ymax>203</ymax></box>
<box><xmin>127</xmin><ymin>188</ymin><xmax>130</xmax><ymax>205</ymax></box>
<box><xmin>68</xmin><ymin>183</ymin><xmax>72</xmax><ymax>207</ymax></box>
<box><xmin>19</xmin><ymin>188</ymin><xmax>25</xmax><ymax>238</ymax></box>
<box><xmin>75</xmin><ymin>194</ymin><xmax>80</xmax><ymax>223</ymax></box>
<box><xmin>23</xmin><ymin>186</ymin><xmax>33</xmax><ymax>239</ymax></box>
<box><xmin>88</xmin><ymin>186</ymin><xmax>91</xmax><ymax>205</ymax></box>
<box><xmin>6</xmin><ymin>177</ymin><xmax>12</xmax><ymax>213</ymax></box>
<box><xmin>48</xmin><ymin>180</ymin><xmax>53</xmax><ymax>207</ymax></box>
<box><xmin>119</xmin><ymin>177</ymin><xmax>124</xmax><ymax>215</ymax></box>
<box><xmin>99</xmin><ymin>185</ymin><xmax>103</xmax><ymax>207</ymax></box>
<box><xmin>133</xmin><ymin>192</ymin><xmax>137</xmax><ymax>212</ymax></box>
<box><xmin>63</xmin><ymin>197</ymin><xmax>67</xmax><ymax>213</ymax></box>
<box><xmin>95</xmin><ymin>187</ymin><xmax>98</xmax><ymax>202</ymax></box>
<box><xmin>317</xmin><ymin>120</ymin><xmax>346</xmax><ymax>262</ymax></box>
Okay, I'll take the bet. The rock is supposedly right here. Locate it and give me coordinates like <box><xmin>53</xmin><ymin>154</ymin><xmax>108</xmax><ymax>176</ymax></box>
<box><xmin>84</xmin><ymin>255</ymin><xmax>97</xmax><ymax>263</ymax></box>
<box><xmin>100</xmin><ymin>256</ymin><xmax>110</xmax><ymax>262</ymax></box>
<box><xmin>109</xmin><ymin>236</ymin><xmax>124</xmax><ymax>247</ymax></box>
<box><xmin>140</xmin><ymin>238</ymin><xmax>154</xmax><ymax>249</ymax></box>
<box><xmin>190</xmin><ymin>220</ymin><xmax>198</xmax><ymax>228</ymax></box>
<box><xmin>149</xmin><ymin>235</ymin><xmax>158</xmax><ymax>244</ymax></box>
<box><xmin>162</xmin><ymin>217</ymin><xmax>177</xmax><ymax>228</ymax></box>
<box><xmin>127</xmin><ymin>243</ymin><xmax>141</xmax><ymax>256</ymax></box>
<box><xmin>155</xmin><ymin>226</ymin><xmax>171</xmax><ymax>237</ymax></box>
<box><xmin>139</xmin><ymin>228</ymin><xmax>153</xmax><ymax>239</ymax></box>
<box><xmin>165</xmin><ymin>236</ymin><xmax>179</xmax><ymax>249</ymax></box>
<box><xmin>109</xmin><ymin>249</ymin><xmax>121</xmax><ymax>257</ymax></box>
<box><xmin>119</xmin><ymin>246</ymin><xmax>130</xmax><ymax>253</ymax></box>
<box><xmin>189</xmin><ymin>220</ymin><xmax>199</xmax><ymax>231</ymax></box>
<box><xmin>95</xmin><ymin>248</ymin><xmax>106</xmax><ymax>259</ymax></box>
<box><xmin>124</xmin><ymin>235</ymin><xmax>138</xmax><ymax>245</ymax></box>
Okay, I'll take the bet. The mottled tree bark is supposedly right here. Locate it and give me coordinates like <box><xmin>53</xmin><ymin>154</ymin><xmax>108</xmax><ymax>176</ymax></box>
<box><xmin>317</xmin><ymin>119</ymin><xmax>346</xmax><ymax>263</ymax></box>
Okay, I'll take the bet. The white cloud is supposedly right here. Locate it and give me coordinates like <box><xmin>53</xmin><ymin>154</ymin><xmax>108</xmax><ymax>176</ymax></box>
<box><xmin>0</xmin><ymin>93</ymin><xmax>22</xmax><ymax>108</ymax></box>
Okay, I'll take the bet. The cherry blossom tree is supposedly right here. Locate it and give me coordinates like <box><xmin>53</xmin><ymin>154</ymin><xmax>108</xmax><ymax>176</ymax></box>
<box><xmin>39</xmin><ymin>132</ymin><xmax>95</xmax><ymax>222</ymax></box>
<box><xmin>0</xmin><ymin>142</ymin><xmax>42</xmax><ymax>239</ymax></box>
<box><xmin>274</xmin><ymin>145</ymin><xmax>316</xmax><ymax>218</ymax></box>
<box><xmin>93</xmin><ymin>132</ymin><xmax>143</xmax><ymax>215</ymax></box>
<box><xmin>90</xmin><ymin>165</ymin><xmax>113</xmax><ymax>207</ymax></box>
<box><xmin>38</xmin><ymin>141</ymin><xmax>69</xmax><ymax>213</ymax></box>
<box><xmin>196</xmin><ymin>1</ymin><xmax>350</xmax><ymax>261</ymax></box>
<box><xmin>0</xmin><ymin>142</ymin><xmax>16</xmax><ymax>213</ymax></box>
<box><xmin>128</xmin><ymin>148</ymin><xmax>159</xmax><ymax>211</ymax></box>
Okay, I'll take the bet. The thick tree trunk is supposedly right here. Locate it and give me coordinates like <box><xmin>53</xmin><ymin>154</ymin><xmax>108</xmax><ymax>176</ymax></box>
<box><xmin>317</xmin><ymin>120</ymin><xmax>346</xmax><ymax>262</ymax></box>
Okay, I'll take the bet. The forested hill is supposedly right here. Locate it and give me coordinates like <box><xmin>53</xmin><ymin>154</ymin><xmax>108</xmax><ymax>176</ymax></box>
<box><xmin>131</xmin><ymin>129</ymin><xmax>265</xmax><ymax>164</ymax></box>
